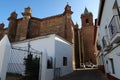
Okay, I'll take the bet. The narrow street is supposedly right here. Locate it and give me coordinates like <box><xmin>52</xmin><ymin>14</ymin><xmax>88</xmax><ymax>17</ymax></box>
<box><xmin>55</xmin><ymin>69</ymin><xmax>109</xmax><ymax>80</ymax></box>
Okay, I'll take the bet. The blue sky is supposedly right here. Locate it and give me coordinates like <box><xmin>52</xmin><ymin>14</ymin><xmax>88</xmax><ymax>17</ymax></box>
<box><xmin>0</xmin><ymin>0</ymin><xmax>99</xmax><ymax>28</ymax></box>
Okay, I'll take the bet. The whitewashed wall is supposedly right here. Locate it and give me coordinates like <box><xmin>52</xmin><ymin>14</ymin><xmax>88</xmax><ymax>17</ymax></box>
<box><xmin>11</xmin><ymin>35</ymin><xmax>55</xmax><ymax>80</ymax></box>
<box><xmin>104</xmin><ymin>46</ymin><xmax>120</xmax><ymax>79</ymax></box>
<box><xmin>9</xmin><ymin>34</ymin><xmax>72</xmax><ymax>80</ymax></box>
<box><xmin>117</xmin><ymin>0</ymin><xmax>120</xmax><ymax>7</ymax></box>
<box><xmin>99</xmin><ymin>0</ymin><xmax>115</xmax><ymax>49</ymax></box>
<box><xmin>98</xmin><ymin>0</ymin><xmax>115</xmax><ymax>66</ymax></box>
<box><xmin>98</xmin><ymin>52</ymin><xmax>104</xmax><ymax>66</ymax></box>
<box><xmin>55</xmin><ymin>36</ymin><xmax>73</xmax><ymax>76</ymax></box>
<box><xmin>0</xmin><ymin>35</ymin><xmax>11</xmax><ymax>80</ymax></box>
<box><xmin>98</xmin><ymin>0</ymin><xmax>120</xmax><ymax>79</ymax></box>
<box><xmin>46</xmin><ymin>69</ymin><xmax>54</xmax><ymax>80</ymax></box>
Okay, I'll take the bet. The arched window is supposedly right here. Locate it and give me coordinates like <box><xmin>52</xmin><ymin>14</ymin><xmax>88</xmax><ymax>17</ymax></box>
<box><xmin>86</xmin><ymin>19</ymin><xmax>89</xmax><ymax>24</ymax></box>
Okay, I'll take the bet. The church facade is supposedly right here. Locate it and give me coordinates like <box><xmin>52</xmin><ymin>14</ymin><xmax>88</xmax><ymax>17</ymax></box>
<box><xmin>0</xmin><ymin>4</ymin><xmax>97</xmax><ymax>68</ymax></box>
<box><xmin>7</xmin><ymin>5</ymin><xmax>74</xmax><ymax>43</ymax></box>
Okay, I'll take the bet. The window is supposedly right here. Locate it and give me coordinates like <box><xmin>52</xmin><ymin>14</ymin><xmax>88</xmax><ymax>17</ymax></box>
<box><xmin>108</xmin><ymin>0</ymin><xmax>120</xmax><ymax>39</ymax></box>
<box><xmin>86</xmin><ymin>19</ymin><xmax>89</xmax><ymax>24</ymax></box>
<box><xmin>47</xmin><ymin>57</ymin><xmax>53</xmax><ymax>69</ymax></box>
<box><xmin>106</xmin><ymin>60</ymin><xmax>108</xmax><ymax>64</ymax></box>
<box><xmin>102</xmin><ymin>37</ymin><xmax>107</xmax><ymax>48</ymax></box>
<box><xmin>63</xmin><ymin>57</ymin><xmax>67</xmax><ymax>66</ymax></box>
<box><xmin>111</xmin><ymin>24</ymin><xmax>115</xmax><ymax>35</ymax></box>
<box><xmin>109</xmin><ymin>58</ymin><xmax>115</xmax><ymax>74</ymax></box>
<box><xmin>108</xmin><ymin>16</ymin><xmax>118</xmax><ymax>39</ymax></box>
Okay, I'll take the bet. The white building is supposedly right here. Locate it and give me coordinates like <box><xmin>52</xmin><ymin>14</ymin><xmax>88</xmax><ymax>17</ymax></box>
<box><xmin>2</xmin><ymin>34</ymin><xmax>73</xmax><ymax>80</ymax></box>
<box><xmin>0</xmin><ymin>35</ymin><xmax>11</xmax><ymax>80</ymax></box>
<box><xmin>98</xmin><ymin>0</ymin><xmax>120</xmax><ymax>79</ymax></box>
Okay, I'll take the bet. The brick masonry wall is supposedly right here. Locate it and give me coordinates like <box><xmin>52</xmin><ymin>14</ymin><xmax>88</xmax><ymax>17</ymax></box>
<box><xmin>27</xmin><ymin>19</ymin><xmax>40</xmax><ymax>38</ymax></box>
<box><xmin>40</xmin><ymin>16</ymin><xmax>65</xmax><ymax>38</ymax></box>
<box><xmin>8</xmin><ymin>20</ymin><xmax>17</xmax><ymax>42</ymax></box>
<box><xmin>81</xmin><ymin>14</ymin><xmax>93</xmax><ymax>27</ymax></box>
<box><xmin>15</xmin><ymin>18</ymin><xmax>29</xmax><ymax>41</ymax></box>
<box><xmin>9</xmin><ymin>13</ymin><xmax>73</xmax><ymax>43</ymax></box>
<box><xmin>0</xmin><ymin>27</ymin><xmax>4</xmax><ymax>40</ymax></box>
<box><xmin>81</xmin><ymin>26</ymin><xmax>97</xmax><ymax>64</ymax></box>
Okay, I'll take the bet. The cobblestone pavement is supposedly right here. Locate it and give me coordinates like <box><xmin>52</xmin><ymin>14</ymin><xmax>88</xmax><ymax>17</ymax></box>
<box><xmin>55</xmin><ymin>69</ymin><xmax>109</xmax><ymax>80</ymax></box>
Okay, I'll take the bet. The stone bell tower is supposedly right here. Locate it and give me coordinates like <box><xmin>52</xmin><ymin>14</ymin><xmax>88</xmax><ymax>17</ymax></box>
<box><xmin>81</xmin><ymin>8</ymin><xmax>93</xmax><ymax>27</ymax></box>
<box><xmin>80</xmin><ymin>8</ymin><xmax>96</xmax><ymax>64</ymax></box>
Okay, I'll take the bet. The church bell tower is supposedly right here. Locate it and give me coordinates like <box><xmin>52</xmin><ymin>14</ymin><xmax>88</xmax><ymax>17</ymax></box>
<box><xmin>81</xmin><ymin>8</ymin><xmax>93</xmax><ymax>27</ymax></box>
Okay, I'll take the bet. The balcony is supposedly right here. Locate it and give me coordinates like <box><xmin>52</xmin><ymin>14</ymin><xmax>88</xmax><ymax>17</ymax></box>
<box><xmin>108</xmin><ymin>15</ymin><xmax>120</xmax><ymax>43</ymax></box>
<box><xmin>102</xmin><ymin>35</ymin><xmax>111</xmax><ymax>51</ymax></box>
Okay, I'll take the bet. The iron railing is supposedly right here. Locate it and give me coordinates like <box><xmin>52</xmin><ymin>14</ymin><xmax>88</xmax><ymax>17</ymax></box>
<box><xmin>108</xmin><ymin>15</ymin><xmax>120</xmax><ymax>39</ymax></box>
